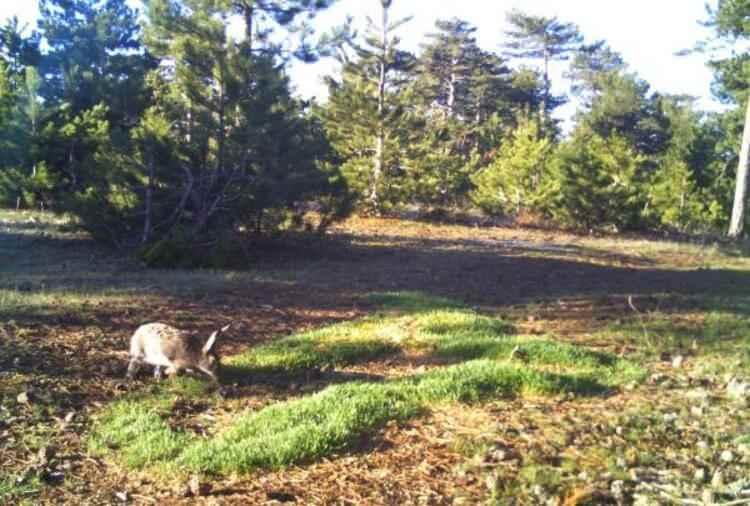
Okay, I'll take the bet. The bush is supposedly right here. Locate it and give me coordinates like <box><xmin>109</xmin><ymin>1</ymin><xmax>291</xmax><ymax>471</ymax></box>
<box><xmin>0</xmin><ymin>164</ymin><xmax>58</xmax><ymax>209</ymax></box>
<box><xmin>647</xmin><ymin>158</ymin><xmax>713</xmax><ymax>232</ymax></box>
<box><xmin>470</xmin><ymin>117</ymin><xmax>554</xmax><ymax>217</ymax></box>
<box><xmin>551</xmin><ymin>131</ymin><xmax>647</xmax><ymax>231</ymax></box>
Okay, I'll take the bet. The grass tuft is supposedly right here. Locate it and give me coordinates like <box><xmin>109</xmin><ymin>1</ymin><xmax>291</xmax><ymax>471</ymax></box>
<box><xmin>0</xmin><ymin>473</ymin><xmax>41</xmax><ymax>504</ymax></box>
<box><xmin>367</xmin><ymin>291</ymin><xmax>467</xmax><ymax>313</ymax></box>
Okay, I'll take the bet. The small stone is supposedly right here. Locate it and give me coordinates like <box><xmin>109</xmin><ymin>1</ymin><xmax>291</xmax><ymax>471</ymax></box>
<box><xmin>633</xmin><ymin>495</ymin><xmax>651</xmax><ymax>506</ymax></box>
<box><xmin>531</xmin><ymin>484</ymin><xmax>545</xmax><ymax>498</ymax></box>
<box><xmin>663</xmin><ymin>412</ymin><xmax>678</xmax><ymax>424</ymax></box>
<box><xmin>711</xmin><ymin>470</ymin><xmax>724</xmax><ymax>488</ymax></box>
<box><xmin>37</xmin><ymin>445</ymin><xmax>55</xmax><ymax>465</ymax></box>
<box><xmin>649</xmin><ymin>373</ymin><xmax>668</xmax><ymax>384</ymax></box>
<box><xmin>727</xmin><ymin>378</ymin><xmax>750</xmax><ymax>401</ymax></box>
<box><xmin>672</xmin><ymin>355</ymin><xmax>684</xmax><ymax>368</ymax></box>
<box><xmin>16</xmin><ymin>391</ymin><xmax>31</xmax><ymax>405</ymax></box>
<box><xmin>114</xmin><ymin>491</ymin><xmax>129</xmax><ymax>503</ymax></box>
<box><xmin>686</xmin><ymin>389</ymin><xmax>711</xmax><ymax>403</ymax></box>
<box><xmin>484</xmin><ymin>474</ymin><xmax>498</xmax><ymax>492</ymax></box>
<box><xmin>720</xmin><ymin>450</ymin><xmax>734</xmax><ymax>463</ymax></box>
<box><xmin>615</xmin><ymin>426</ymin><xmax>624</xmax><ymax>436</ymax></box>
<box><xmin>490</xmin><ymin>449</ymin><xmax>507</xmax><ymax>462</ymax></box>
<box><xmin>702</xmin><ymin>489</ymin><xmax>715</xmax><ymax>505</ymax></box>
<box><xmin>611</xmin><ymin>480</ymin><xmax>625</xmax><ymax>500</ymax></box>
<box><xmin>694</xmin><ymin>468</ymin><xmax>706</xmax><ymax>483</ymax></box>
<box><xmin>188</xmin><ymin>475</ymin><xmax>211</xmax><ymax>497</ymax></box>
<box><xmin>64</xmin><ymin>411</ymin><xmax>75</xmax><ymax>424</ymax></box>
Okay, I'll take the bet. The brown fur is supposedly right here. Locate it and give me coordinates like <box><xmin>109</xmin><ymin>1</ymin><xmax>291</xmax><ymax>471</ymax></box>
<box><xmin>126</xmin><ymin>322</ymin><xmax>227</xmax><ymax>381</ymax></box>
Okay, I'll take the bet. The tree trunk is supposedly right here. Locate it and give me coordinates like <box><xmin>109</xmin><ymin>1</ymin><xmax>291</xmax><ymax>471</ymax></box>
<box><xmin>447</xmin><ymin>58</ymin><xmax>457</xmax><ymax>118</ymax></box>
<box><xmin>371</xmin><ymin>134</ymin><xmax>384</xmax><ymax>210</ymax></box>
<box><xmin>728</xmin><ymin>98</ymin><xmax>750</xmax><ymax>238</ymax></box>
<box><xmin>243</xmin><ymin>1</ymin><xmax>254</xmax><ymax>55</ymax></box>
<box><xmin>370</xmin><ymin>0</ymin><xmax>390</xmax><ymax>212</ymax></box>
<box><xmin>142</xmin><ymin>154</ymin><xmax>154</xmax><ymax>244</ymax></box>
<box><xmin>540</xmin><ymin>47</ymin><xmax>550</xmax><ymax>132</ymax></box>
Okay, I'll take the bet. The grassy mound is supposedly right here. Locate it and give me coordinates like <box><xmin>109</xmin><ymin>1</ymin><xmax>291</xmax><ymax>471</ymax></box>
<box><xmin>89</xmin><ymin>292</ymin><xmax>646</xmax><ymax>477</ymax></box>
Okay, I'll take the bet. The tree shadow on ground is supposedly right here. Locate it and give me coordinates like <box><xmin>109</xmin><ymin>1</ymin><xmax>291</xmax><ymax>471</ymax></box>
<box><xmin>4</xmin><ymin>220</ymin><xmax>750</xmax><ymax>384</ymax></box>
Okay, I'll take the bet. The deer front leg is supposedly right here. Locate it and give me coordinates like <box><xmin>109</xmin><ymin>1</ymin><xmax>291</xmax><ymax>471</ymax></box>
<box><xmin>126</xmin><ymin>358</ymin><xmax>141</xmax><ymax>380</ymax></box>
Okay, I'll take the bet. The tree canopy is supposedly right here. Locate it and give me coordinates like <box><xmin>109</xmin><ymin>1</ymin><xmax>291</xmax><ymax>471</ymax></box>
<box><xmin>0</xmin><ymin>1</ymin><xmax>746</xmax><ymax>256</ymax></box>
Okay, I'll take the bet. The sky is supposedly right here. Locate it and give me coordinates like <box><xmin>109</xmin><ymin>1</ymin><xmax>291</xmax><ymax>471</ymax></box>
<box><xmin>0</xmin><ymin>0</ymin><xmax>725</xmax><ymax>121</ymax></box>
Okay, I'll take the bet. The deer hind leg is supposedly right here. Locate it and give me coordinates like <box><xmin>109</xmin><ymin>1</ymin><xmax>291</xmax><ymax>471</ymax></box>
<box><xmin>153</xmin><ymin>365</ymin><xmax>164</xmax><ymax>381</ymax></box>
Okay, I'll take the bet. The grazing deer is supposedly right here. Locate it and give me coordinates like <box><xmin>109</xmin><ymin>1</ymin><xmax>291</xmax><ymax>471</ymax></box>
<box><xmin>126</xmin><ymin>323</ymin><xmax>230</xmax><ymax>382</ymax></box>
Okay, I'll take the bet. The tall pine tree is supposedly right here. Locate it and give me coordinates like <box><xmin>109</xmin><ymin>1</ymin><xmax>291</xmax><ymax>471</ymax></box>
<box><xmin>320</xmin><ymin>0</ymin><xmax>415</xmax><ymax>212</ymax></box>
<box><xmin>502</xmin><ymin>9</ymin><xmax>581</xmax><ymax>129</ymax></box>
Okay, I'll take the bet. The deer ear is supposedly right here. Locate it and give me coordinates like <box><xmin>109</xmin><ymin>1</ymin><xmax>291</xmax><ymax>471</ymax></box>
<box><xmin>203</xmin><ymin>331</ymin><xmax>218</xmax><ymax>354</ymax></box>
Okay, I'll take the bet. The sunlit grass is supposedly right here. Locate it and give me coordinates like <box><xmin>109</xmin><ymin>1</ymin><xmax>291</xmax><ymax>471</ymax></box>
<box><xmin>92</xmin><ymin>359</ymin><xmax>613</xmax><ymax>476</ymax></box>
<box><xmin>90</xmin><ymin>291</ymin><xmax>645</xmax><ymax>476</ymax></box>
<box><xmin>0</xmin><ymin>473</ymin><xmax>41</xmax><ymax>505</ymax></box>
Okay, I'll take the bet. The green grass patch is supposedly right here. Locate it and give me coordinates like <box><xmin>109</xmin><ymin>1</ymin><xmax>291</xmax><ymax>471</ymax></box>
<box><xmin>224</xmin><ymin>318</ymin><xmax>401</xmax><ymax>375</ymax></box>
<box><xmin>0</xmin><ymin>473</ymin><xmax>41</xmax><ymax>504</ymax></box>
<box><xmin>225</xmin><ymin>295</ymin><xmax>643</xmax><ymax>386</ymax></box>
<box><xmin>367</xmin><ymin>291</ymin><xmax>467</xmax><ymax>313</ymax></box>
<box><xmin>90</xmin><ymin>291</ymin><xmax>645</xmax><ymax>477</ymax></box>
<box><xmin>92</xmin><ymin>359</ymin><xmax>626</xmax><ymax>476</ymax></box>
<box><xmin>600</xmin><ymin>300</ymin><xmax>750</xmax><ymax>368</ymax></box>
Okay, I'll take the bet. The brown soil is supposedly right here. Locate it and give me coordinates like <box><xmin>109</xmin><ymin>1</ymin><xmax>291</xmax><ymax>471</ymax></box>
<box><xmin>2</xmin><ymin>215</ymin><xmax>749</xmax><ymax>505</ymax></box>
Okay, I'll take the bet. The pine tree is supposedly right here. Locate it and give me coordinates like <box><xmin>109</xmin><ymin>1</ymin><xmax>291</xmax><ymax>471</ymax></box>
<box><xmin>502</xmin><ymin>9</ymin><xmax>581</xmax><ymax>127</ymax></box>
<box><xmin>648</xmin><ymin>158</ymin><xmax>705</xmax><ymax>232</ymax></box>
<box><xmin>406</xmin><ymin>116</ymin><xmax>471</xmax><ymax>209</ymax></box>
<box><xmin>470</xmin><ymin>116</ymin><xmax>553</xmax><ymax>216</ymax></box>
<box><xmin>566</xmin><ymin>40</ymin><xmax>625</xmax><ymax>104</ymax></box>
<box><xmin>38</xmin><ymin>0</ymin><xmax>149</xmax><ymax>123</ymax></box>
<box><xmin>135</xmin><ymin>0</ymin><xmax>347</xmax><ymax>250</ymax></box>
<box><xmin>320</xmin><ymin>0</ymin><xmax>415</xmax><ymax>212</ymax></box>
<box><xmin>646</xmin><ymin>96</ymin><xmax>730</xmax><ymax>232</ymax></box>
<box><xmin>417</xmin><ymin>18</ymin><xmax>483</xmax><ymax>119</ymax></box>
<box><xmin>229</xmin><ymin>0</ymin><xmax>337</xmax><ymax>59</ymax></box>
<box><xmin>552</xmin><ymin>129</ymin><xmax>647</xmax><ymax>231</ymax></box>
<box><xmin>0</xmin><ymin>60</ymin><xmax>12</xmax><ymax>131</ymax></box>
<box><xmin>579</xmin><ymin>72</ymin><xmax>671</xmax><ymax>157</ymax></box>
<box><xmin>0</xmin><ymin>17</ymin><xmax>41</xmax><ymax>79</ymax></box>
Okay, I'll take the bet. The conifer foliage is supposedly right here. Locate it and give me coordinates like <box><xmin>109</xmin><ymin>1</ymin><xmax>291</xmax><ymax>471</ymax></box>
<box><xmin>320</xmin><ymin>0</ymin><xmax>415</xmax><ymax>213</ymax></box>
<box><xmin>470</xmin><ymin>116</ymin><xmax>553</xmax><ymax>217</ymax></box>
<box><xmin>0</xmin><ymin>1</ymin><xmax>747</xmax><ymax>255</ymax></box>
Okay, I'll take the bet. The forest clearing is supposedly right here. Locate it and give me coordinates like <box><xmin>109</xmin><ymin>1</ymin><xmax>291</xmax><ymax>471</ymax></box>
<box><xmin>1</xmin><ymin>210</ymin><xmax>749</xmax><ymax>504</ymax></box>
<box><xmin>3</xmin><ymin>0</ymin><xmax>750</xmax><ymax>504</ymax></box>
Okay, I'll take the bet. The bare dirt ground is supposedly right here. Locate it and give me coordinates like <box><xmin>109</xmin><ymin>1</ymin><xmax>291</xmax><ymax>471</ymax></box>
<box><xmin>1</xmin><ymin>212</ymin><xmax>749</xmax><ymax>505</ymax></box>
